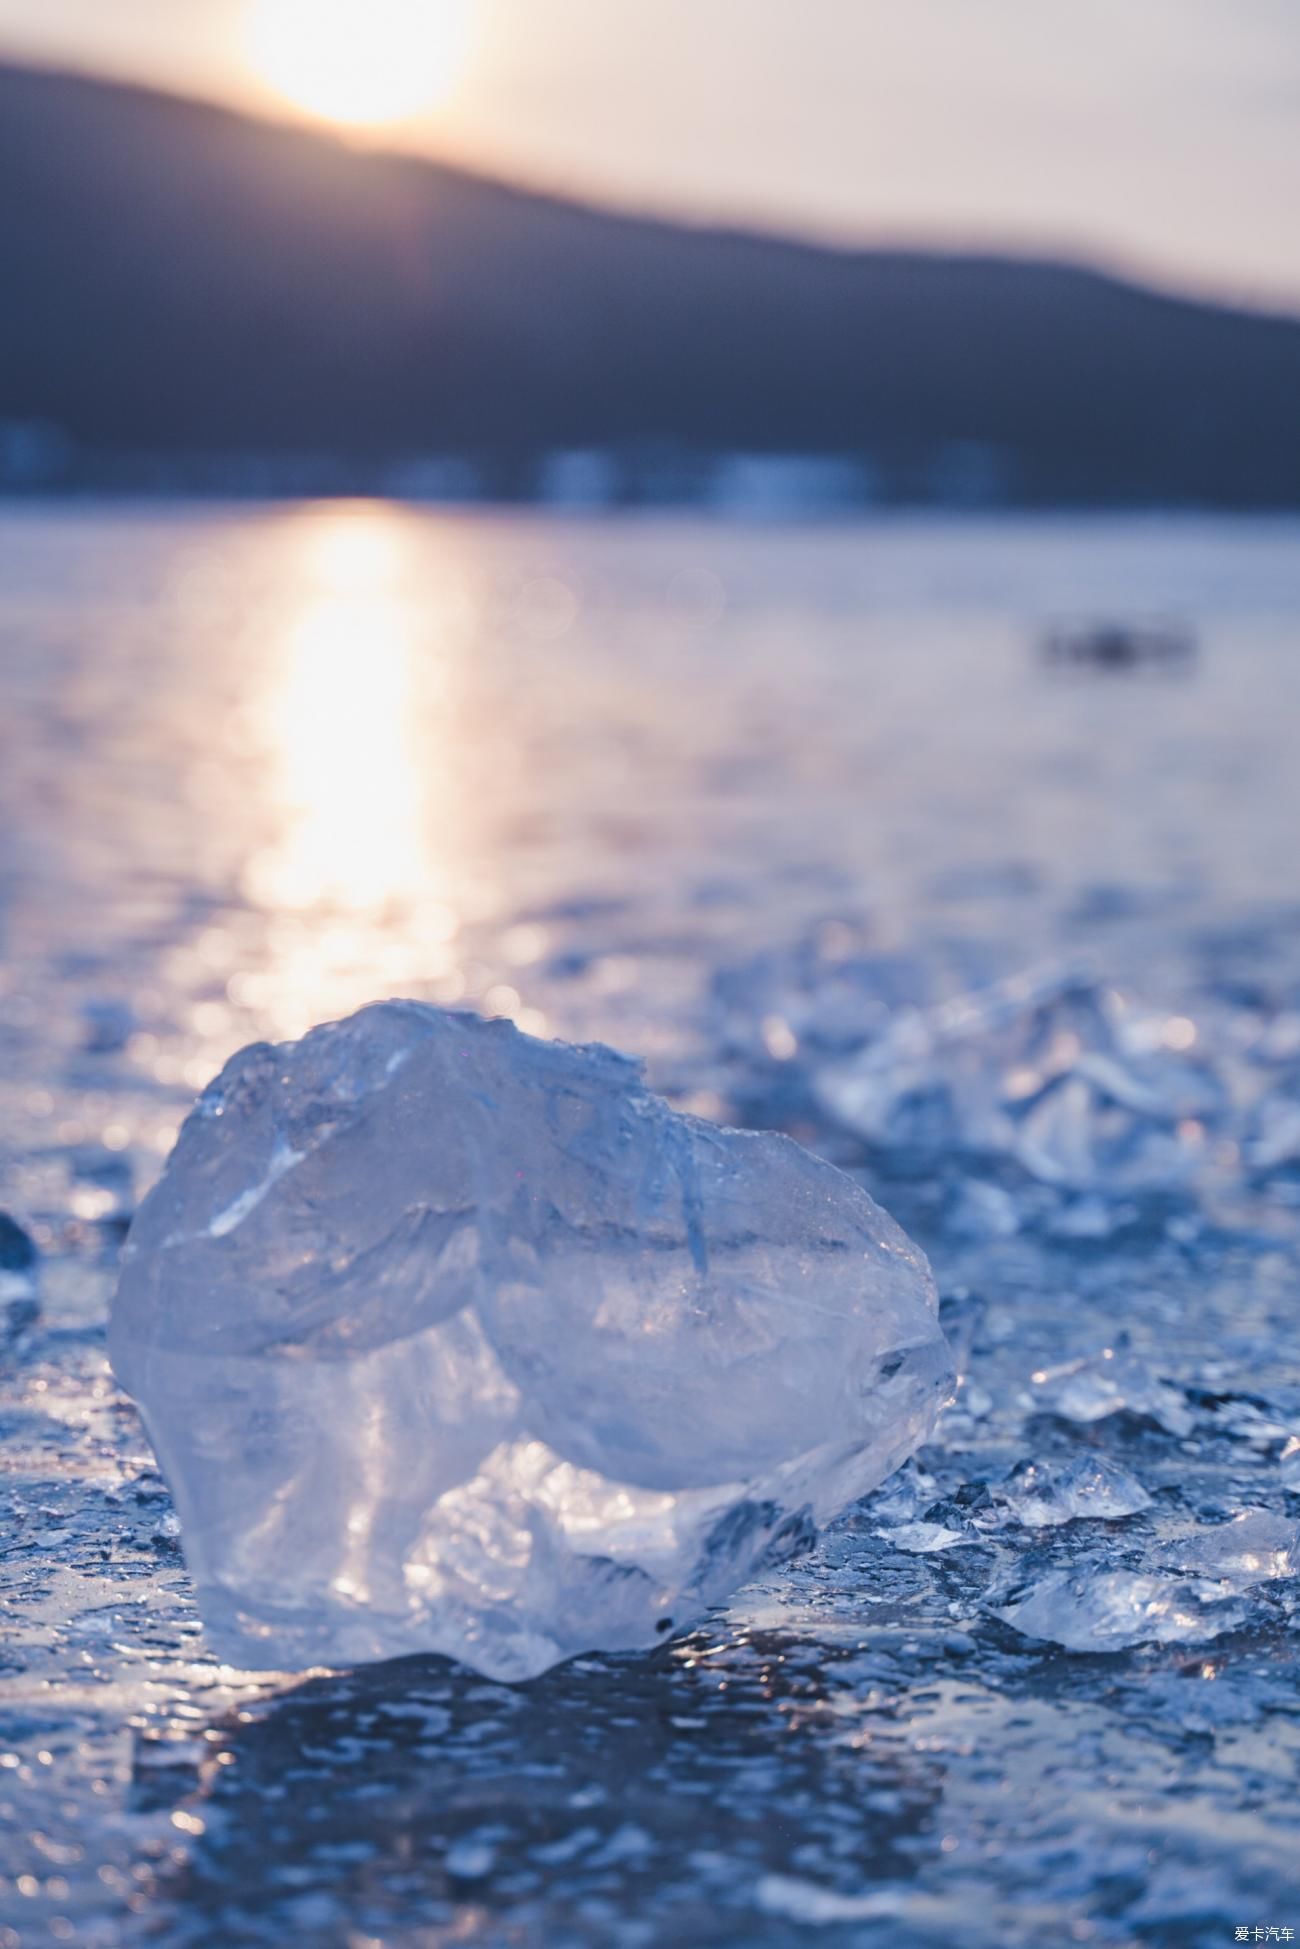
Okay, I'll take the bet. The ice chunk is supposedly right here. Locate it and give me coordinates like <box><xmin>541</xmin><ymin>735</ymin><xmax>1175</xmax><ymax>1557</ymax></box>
<box><xmin>861</xmin><ymin>1458</ymin><xmax>937</xmax><ymax>1528</ymax></box>
<box><xmin>881</xmin><ymin>1521</ymin><xmax>973</xmax><ymax>1553</ymax></box>
<box><xmin>944</xmin><ymin>1179</ymin><xmax>1021</xmax><ymax>1240</ymax></box>
<box><xmin>993</xmin><ymin>1453</ymin><xmax>1151</xmax><ymax>1528</ymax></box>
<box><xmin>1165</xmin><ymin>1511</ymin><xmax>1299</xmax><ymax>1586</ymax></box>
<box><xmin>1011</xmin><ymin>1066</ymin><xmax>1211</xmax><ymax>1193</ymax></box>
<box><xmin>993</xmin><ymin>1569</ymin><xmax>1246</xmax><ymax>1651</ymax></box>
<box><xmin>110</xmin><ymin>1003</ymin><xmax>951</xmax><ymax>1681</ymax></box>
<box><xmin>816</xmin><ymin>967</ymin><xmax>1222</xmax><ymax>1193</ymax></box>
<box><xmin>1028</xmin><ymin>1342</ymin><xmax>1193</xmax><ymax>1437</ymax></box>
<box><xmin>711</xmin><ymin>929</ymin><xmax>930</xmax><ymax>1069</ymax></box>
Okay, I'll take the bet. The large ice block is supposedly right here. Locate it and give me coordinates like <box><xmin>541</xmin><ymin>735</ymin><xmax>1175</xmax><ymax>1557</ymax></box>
<box><xmin>111</xmin><ymin>1003</ymin><xmax>951</xmax><ymax>1680</ymax></box>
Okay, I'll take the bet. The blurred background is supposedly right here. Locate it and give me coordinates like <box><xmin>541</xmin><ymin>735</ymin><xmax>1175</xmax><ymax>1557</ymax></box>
<box><xmin>3</xmin><ymin>8</ymin><xmax>1300</xmax><ymax>1948</ymax></box>
<box><xmin>1</xmin><ymin>0</ymin><xmax>1300</xmax><ymax>503</ymax></box>
<box><xmin>0</xmin><ymin>0</ymin><xmax>1297</xmax><ymax>1058</ymax></box>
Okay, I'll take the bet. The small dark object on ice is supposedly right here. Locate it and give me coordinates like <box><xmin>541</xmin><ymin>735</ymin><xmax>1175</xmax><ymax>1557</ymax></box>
<box><xmin>0</xmin><ymin>1211</ymin><xmax>39</xmax><ymax>1336</ymax></box>
<box><xmin>1042</xmin><ymin>619</ymin><xmax>1196</xmax><ymax>672</ymax></box>
<box><xmin>0</xmin><ymin>1211</ymin><xmax>37</xmax><ymax>1275</ymax></box>
<box><xmin>81</xmin><ymin>998</ymin><xmax>136</xmax><ymax>1055</ymax></box>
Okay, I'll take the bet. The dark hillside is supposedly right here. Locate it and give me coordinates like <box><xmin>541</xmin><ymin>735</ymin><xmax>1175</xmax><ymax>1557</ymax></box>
<box><xmin>2</xmin><ymin>63</ymin><xmax>1298</xmax><ymax>502</ymax></box>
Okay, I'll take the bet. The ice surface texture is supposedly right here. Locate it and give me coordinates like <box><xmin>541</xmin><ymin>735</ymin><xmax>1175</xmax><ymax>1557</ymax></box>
<box><xmin>110</xmin><ymin>1003</ymin><xmax>951</xmax><ymax>1681</ymax></box>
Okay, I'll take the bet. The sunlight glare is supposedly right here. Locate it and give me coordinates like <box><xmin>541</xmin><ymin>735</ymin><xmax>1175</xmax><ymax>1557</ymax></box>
<box><xmin>248</xmin><ymin>508</ymin><xmax>430</xmax><ymax>916</ymax></box>
<box><xmin>245</xmin><ymin>0</ymin><xmax>477</xmax><ymax>127</ymax></box>
<box><xmin>243</xmin><ymin>505</ymin><xmax>468</xmax><ymax>1034</ymax></box>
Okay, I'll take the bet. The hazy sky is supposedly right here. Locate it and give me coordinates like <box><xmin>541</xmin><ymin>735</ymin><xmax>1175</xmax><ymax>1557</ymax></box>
<box><xmin>2</xmin><ymin>0</ymin><xmax>1298</xmax><ymax>309</ymax></box>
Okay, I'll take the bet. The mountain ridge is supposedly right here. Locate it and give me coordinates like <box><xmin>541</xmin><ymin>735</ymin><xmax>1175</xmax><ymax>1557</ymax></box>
<box><xmin>2</xmin><ymin>60</ymin><xmax>1298</xmax><ymax>504</ymax></box>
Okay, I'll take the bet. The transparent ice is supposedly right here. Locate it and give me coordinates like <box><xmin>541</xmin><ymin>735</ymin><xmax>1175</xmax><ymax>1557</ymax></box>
<box><xmin>991</xmin><ymin>1452</ymin><xmax>1152</xmax><ymax>1529</ymax></box>
<box><xmin>881</xmin><ymin>1520</ymin><xmax>973</xmax><ymax>1553</ymax></box>
<box><xmin>813</xmin><ymin>967</ymin><xmax>1225</xmax><ymax>1195</ymax></box>
<box><xmin>109</xmin><ymin>1003</ymin><xmax>952</xmax><ymax>1681</ymax></box>
<box><xmin>1164</xmin><ymin>1511</ymin><xmax>1300</xmax><ymax>1586</ymax></box>
<box><xmin>993</xmin><ymin>1569</ymin><xmax>1249</xmax><ymax>1651</ymax></box>
<box><xmin>1027</xmin><ymin>1340</ymin><xmax>1194</xmax><ymax>1436</ymax></box>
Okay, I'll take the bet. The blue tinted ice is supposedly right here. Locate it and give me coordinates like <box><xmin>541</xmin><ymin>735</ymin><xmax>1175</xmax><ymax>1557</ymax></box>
<box><xmin>109</xmin><ymin>1003</ymin><xmax>952</xmax><ymax>1680</ymax></box>
<box><xmin>993</xmin><ymin>1569</ymin><xmax>1250</xmax><ymax>1651</ymax></box>
<box><xmin>991</xmin><ymin>1452</ymin><xmax>1152</xmax><ymax>1528</ymax></box>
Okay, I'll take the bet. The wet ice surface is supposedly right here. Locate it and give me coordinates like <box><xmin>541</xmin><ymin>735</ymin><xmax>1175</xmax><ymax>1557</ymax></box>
<box><xmin>3</xmin><ymin>507</ymin><xmax>1300</xmax><ymax>1945</ymax></box>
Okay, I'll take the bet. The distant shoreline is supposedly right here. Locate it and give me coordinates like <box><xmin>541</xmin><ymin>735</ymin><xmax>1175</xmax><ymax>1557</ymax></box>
<box><xmin>4</xmin><ymin>62</ymin><xmax>1300</xmax><ymax>514</ymax></box>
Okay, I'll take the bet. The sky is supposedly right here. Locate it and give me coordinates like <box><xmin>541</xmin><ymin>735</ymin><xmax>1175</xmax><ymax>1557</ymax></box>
<box><xmin>2</xmin><ymin>0</ymin><xmax>1298</xmax><ymax>310</ymax></box>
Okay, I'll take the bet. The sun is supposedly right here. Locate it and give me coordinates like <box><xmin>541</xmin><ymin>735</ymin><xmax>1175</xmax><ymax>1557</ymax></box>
<box><xmin>245</xmin><ymin>0</ymin><xmax>477</xmax><ymax>128</ymax></box>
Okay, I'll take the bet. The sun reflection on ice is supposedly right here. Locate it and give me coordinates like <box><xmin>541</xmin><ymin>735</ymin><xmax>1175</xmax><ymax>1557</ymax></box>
<box><xmin>241</xmin><ymin>504</ymin><xmax>472</xmax><ymax>1035</ymax></box>
<box><xmin>247</xmin><ymin>508</ymin><xmax>436</xmax><ymax>914</ymax></box>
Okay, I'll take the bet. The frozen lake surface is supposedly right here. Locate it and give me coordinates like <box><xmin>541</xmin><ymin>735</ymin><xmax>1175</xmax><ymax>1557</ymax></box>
<box><xmin>2</xmin><ymin>505</ymin><xmax>1300</xmax><ymax>1947</ymax></box>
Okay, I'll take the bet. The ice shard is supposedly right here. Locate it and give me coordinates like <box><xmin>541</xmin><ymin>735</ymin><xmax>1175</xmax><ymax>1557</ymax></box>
<box><xmin>993</xmin><ymin>1569</ymin><xmax>1247</xmax><ymax>1651</ymax></box>
<box><xmin>992</xmin><ymin>1453</ymin><xmax>1152</xmax><ymax>1529</ymax></box>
